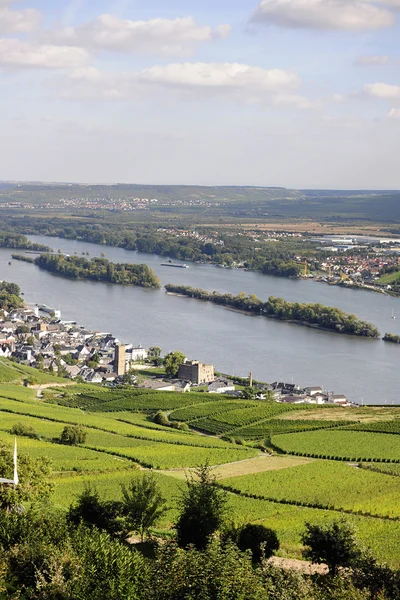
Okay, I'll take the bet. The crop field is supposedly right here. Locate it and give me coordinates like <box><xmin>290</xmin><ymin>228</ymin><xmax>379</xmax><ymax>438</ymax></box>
<box><xmin>279</xmin><ymin>406</ymin><xmax>400</xmax><ymax>423</ymax></box>
<box><xmin>347</xmin><ymin>421</ymin><xmax>400</xmax><ymax>434</ymax></box>
<box><xmin>272</xmin><ymin>430</ymin><xmax>400</xmax><ymax>461</ymax></box>
<box><xmin>0</xmin><ymin>429</ymin><xmax>132</xmax><ymax>472</ymax></box>
<box><xmin>1</xmin><ymin>372</ymin><xmax>400</xmax><ymax>565</ymax></box>
<box><xmin>56</xmin><ymin>389</ymin><xmax>225</xmax><ymax>412</ymax></box>
<box><xmin>227</xmin><ymin>494</ymin><xmax>400</xmax><ymax>567</ymax></box>
<box><xmin>0</xmin><ymin>359</ymin><xmax>64</xmax><ymax>384</ymax></box>
<box><xmin>361</xmin><ymin>463</ymin><xmax>400</xmax><ymax>477</ymax></box>
<box><xmin>221</xmin><ymin>461</ymin><xmax>400</xmax><ymax>518</ymax></box>
<box><xmin>169</xmin><ymin>400</ymin><xmax>254</xmax><ymax>422</ymax></box>
<box><xmin>189</xmin><ymin>403</ymin><xmax>298</xmax><ymax>435</ymax></box>
<box><xmin>229</xmin><ymin>419</ymin><xmax>348</xmax><ymax>441</ymax></box>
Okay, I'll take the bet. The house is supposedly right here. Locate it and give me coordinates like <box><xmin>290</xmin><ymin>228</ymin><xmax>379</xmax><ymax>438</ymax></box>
<box><xmin>271</xmin><ymin>382</ymin><xmax>302</xmax><ymax>395</ymax></box>
<box><xmin>0</xmin><ymin>344</ymin><xmax>11</xmax><ymax>358</ymax></box>
<box><xmin>141</xmin><ymin>380</ymin><xmax>176</xmax><ymax>392</ymax></box>
<box><xmin>64</xmin><ymin>365</ymin><xmax>81</xmax><ymax>379</ymax></box>
<box><xmin>126</xmin><ymin>345</ymin><xmax>148</xmax><ymax>362</ymax></box>
<box><xmin>279</xmin><ymin>395</ymin><xmax>307</xmax><ymax>404</ymax></box>
<box><xmin>304</xmin><ymin>386</ymin><xmax>323</xmax><ymax>397</ymax></box>
<box><xmin>208</xmin><ymin>378</ymin><xmax>235</xmax><ymax>394</ymax></box>
<box><xmin>331</xmin><ymin>394</ymin><xmax>349</xmax><ymax>406</ymax></box>
<box><xmin>170</xmin><ymin>380</ymin><xmax>191</xmax><ymax>393</ymax></box>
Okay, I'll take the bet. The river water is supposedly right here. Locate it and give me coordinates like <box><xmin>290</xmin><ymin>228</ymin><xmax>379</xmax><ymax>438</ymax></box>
<box><xmin>2</xmin><ymin>235</ymin><xmax>400</xmax><ymax>404</ymax></box>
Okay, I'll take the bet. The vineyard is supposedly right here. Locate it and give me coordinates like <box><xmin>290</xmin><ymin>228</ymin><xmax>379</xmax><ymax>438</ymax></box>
<box><xmin>221</xmin><ymin>461</ymin><xmax>400</xmax><ymax>518</ymax></box>
<box><xmin>1</xmin><ymin>377</ymin><xmax>400</xmax><ymax>565</ymax></box>
<box><xmin>271</xmin><ymin>430</ymin><xmax>400</xmax><ymax>461</ymax></box>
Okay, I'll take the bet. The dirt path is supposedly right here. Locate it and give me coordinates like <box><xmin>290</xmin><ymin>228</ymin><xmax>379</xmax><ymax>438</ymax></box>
<box><xmin>268</xmin><ymin>556</ymin><xmax>328</xmax><ymax>575</ymax></box>
<box><xmin>29</xmin><ymin>383</ymin><xmax>74</xmax><ymax>399</ymax></box>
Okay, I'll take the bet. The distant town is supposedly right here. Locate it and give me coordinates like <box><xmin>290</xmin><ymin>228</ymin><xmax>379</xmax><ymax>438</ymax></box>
<box><xmin>0</xmin><ymin>302</ymin><xmax>355</xmax><ymax>407</ymax></box>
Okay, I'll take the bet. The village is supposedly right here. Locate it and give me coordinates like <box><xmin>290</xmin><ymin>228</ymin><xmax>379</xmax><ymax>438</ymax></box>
<box><xmin>0</xmin><ymin>302</ymin><xmax>355</xmax><ymax>407</ymax></box>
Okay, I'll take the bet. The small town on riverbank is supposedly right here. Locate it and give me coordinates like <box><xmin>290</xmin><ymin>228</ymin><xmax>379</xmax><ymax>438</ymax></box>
<box><xmin>0</xmin><ymin>300</ymin><xmax>356</xmax><ymax>407</ymax></box>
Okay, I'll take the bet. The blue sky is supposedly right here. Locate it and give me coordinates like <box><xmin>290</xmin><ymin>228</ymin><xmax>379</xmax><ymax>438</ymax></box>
<box><xmin>1</xmin><ymin>0</ymin><xmax>400</xmax><ymax>188</ymax></box>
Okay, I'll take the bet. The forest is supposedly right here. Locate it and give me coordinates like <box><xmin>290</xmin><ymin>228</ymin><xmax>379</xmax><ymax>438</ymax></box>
<box><xmin>165</xmin><ymin>285</ymin><xmax>380</xmax><ymax>338</ymax></box>
<box><xmin>15</xmin><ymin>254</ymin><xmax>161</xmax><ymax>288</ymax></box>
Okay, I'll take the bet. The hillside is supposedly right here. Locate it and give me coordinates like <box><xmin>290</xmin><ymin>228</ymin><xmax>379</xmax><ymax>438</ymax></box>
<box><xmin>0</xmin><ymin>376</ymin><xmax>400</xmax><ymax>566</ymax></box>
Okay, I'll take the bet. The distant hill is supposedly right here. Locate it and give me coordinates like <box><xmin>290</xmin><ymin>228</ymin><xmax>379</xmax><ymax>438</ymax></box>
<box><xmin>1</xmin><ymin>183</ymin><xmax>400</xmax><ymax>223</ymax></box>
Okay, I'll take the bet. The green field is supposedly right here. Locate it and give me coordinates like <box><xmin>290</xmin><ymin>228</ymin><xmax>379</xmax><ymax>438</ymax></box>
<box><xmin>222</xmin><ymin>461</ymin><xmax>400</xmax><ymax>518</ymax></box>
<box><xmin>272</xmin><ymin>430</ymin><xmax>400</xmax><ymax>461</ymax></box>
<box><xmin>1</xmin><ymin>371</ymin><xmax>400</xmax><ymax>566</ymax></box>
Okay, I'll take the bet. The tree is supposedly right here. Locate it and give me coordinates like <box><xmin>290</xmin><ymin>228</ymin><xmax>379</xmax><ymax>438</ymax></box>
<box><xmin>120</xmin><ymin>473</ymin><xmax>167</xmax><ymax>542</ymax></box>
<box><xmin>237</xmin><ymin>524</ymin><xmax>279</xmax><ymax>563</ymax></box>
<box><xmin>0</xmin><ymin>443</ymin><xmax>53</xmax><ymax>510</ymax></box>
<box><xmin>241</xmin><ymin>386</ymin><xmax>256</xmax><ymax>400</ymax></box>
<box><xmin>176</xmin><ymin>464</ymin><xmax>227</xmax><ymax>550</ymax></box>
<box><xmin>68</xmin><ymin>484</ymin><xmax>122</xmax><ymax>535</ymax></box>
<box><xmin>148</xmin><ymin>346</ymin><xmax>161</xmax><ymax>360</ymax></box>
<box><xmin>59</xmin><ymin>425</ymin><xmax>87</xmax><ymax>446</ymax></box>
<box><xmin>163</xmin><ymin>351</ymin><xmax>186</xmax><ymax>378</ymax></box>
<box><xmin>301</xmin><ymin>518</ymin><xmax>362</xmax><ymax>575</ymax></box>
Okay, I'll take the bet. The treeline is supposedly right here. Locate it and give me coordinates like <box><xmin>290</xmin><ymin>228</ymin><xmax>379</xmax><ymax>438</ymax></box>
<box><xmin>0</xmin><ymin>281</ymin><xmax>24</xmax><ymax>312</ymax></box>
<box><xmin>0</xmin><ymin>231</ymin><xmax>50</xmax><ymax>252</ymax></box>
<box><xmin>25</xmin><ymin>254</ymin><xmax>161</xmax><ymax>288</ymax></box>
<box><xmin>383</xmin><ymin>333</ymin><xmax>400</xmax><ymax>344</ymax></box>
<box><xmin>165</xmin><ymin>284</ymin><xmax>380</xmax><ymax>338</ymax></box>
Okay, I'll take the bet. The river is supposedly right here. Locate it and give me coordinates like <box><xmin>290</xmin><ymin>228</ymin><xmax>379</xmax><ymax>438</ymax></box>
<box><xmin>3</xmin><ymin>235</ymin><xmax>400</xmax><ymax>404</ymax></box>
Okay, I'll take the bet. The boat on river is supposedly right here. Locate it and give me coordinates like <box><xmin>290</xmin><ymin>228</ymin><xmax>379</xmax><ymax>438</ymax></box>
<box><xmin>160</xmin><ymin>263</ymin><xmax>189</xmax><ymax>269</ymax></box>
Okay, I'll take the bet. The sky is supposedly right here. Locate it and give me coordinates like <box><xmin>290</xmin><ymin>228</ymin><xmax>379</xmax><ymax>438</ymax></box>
<box><xmin>1</xmin><ymin>0</ymin><xmax>400</xmax><ymax>188</ymax></box>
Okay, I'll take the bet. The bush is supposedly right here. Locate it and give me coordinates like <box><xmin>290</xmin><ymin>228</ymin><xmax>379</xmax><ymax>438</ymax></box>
<box><xmin>59</xmin><ymin>425</ymin><xmax>87</xmax><ymax>446</ymax></box>
<box><xmin>10</xmin><ymin>423</ymin><xmax>39</xmax><ymax>439</ymax></box>
<box><xmin>153</xmin><ymin>411</ymin><xmax>170</xmax><ymax>427</ymax></box>
<box><xmin>238</xmin><ymin>524</ymin><xmax>280</xmax><ymax>563</ymax></box>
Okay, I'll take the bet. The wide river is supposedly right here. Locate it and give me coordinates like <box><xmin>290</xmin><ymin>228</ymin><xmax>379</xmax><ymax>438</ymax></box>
<box><xmin>2</xmin><ymin>235</ymin><xmax>400</xmax><ymax>404</ymax></box>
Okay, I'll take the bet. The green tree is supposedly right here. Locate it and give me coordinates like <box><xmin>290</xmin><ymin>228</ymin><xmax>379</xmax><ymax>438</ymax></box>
<box><xmin>163</xmin><ymin>351</ymin><xmax>186</xmax><ymax>378</ymax></box>
<box><xmin>60</xmin><ymin>425</ymin><xmax>87</xmax><ymax>446</ymax></box>
<box><xmin>241</xmin><ymin>386</ymin><xmax>256</xmax><ymax>400</ymax></box>
<box><xmin>145</xmin><ymin>540</ymin><xmax>267</xmax><ymax>600</ymax></box>
<box><xmin>237</xmin><ymin>523</ymin><xmax>279</xmax><ymax>564</ymax></box>
<box><xmin>148</xmin><ymin>346</ymin><xmax>161</xmax><ymax>359</ymax></box>
<box><xmin>120</xmin><ymin>473</ymin><xmax>168</xmax><ymax>542</ymax></box>
<box><xmin>0</xmin><ymin>443</ymin><xmax>53</xmax><ymax>510</ymax></box>
<box><xmin>176</xmin><ymin>464</ymin><xmax>227</xmax><ymax>550</ymax></box>
<box><xmin>68</xmin><ymin>484</ymin><xmax>122</xmax><ymax>535</ymax></box>
<box><xmin>302</xmin><ymin>518</ymin><xmax>362</xmax><ymax>576</ymax></box>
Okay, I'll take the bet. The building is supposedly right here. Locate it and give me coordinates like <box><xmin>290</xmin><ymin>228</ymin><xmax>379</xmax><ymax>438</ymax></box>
<box><xmin>125</xmin><ymin>345</ymin><xmax>148</xmax><ymax>363</ymax></box>
<box><xmin>208</xmin><ymin>378</ymin><xmax>235</xmax><ymax>394</ymax></box>
<box><xmin>114</xmin><ymin>343</ymin><xmax>127</xmax><ymax>376</ymax></box>
<box><xmin>178</xmin><ymin>360</ymin><xmax>215</xmax><ymax>384</ymax></box>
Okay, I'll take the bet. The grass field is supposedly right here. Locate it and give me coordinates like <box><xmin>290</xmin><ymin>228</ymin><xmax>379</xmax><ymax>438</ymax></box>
<box><xmin>272</xmin><ymin>430</ymin><xmax>400</xmax><ymax>461</ymax></box>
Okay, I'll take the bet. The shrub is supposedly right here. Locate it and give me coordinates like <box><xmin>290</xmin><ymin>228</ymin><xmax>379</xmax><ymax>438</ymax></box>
<box><xmin>238</xmin><ymin>524</ymin><xmax>280</xmax><ymax>564</ymax></box>
<box><xmin>59</xmin><ymin>425</ymin><xmax>87</xmax><ymax>446</ymax></box>
<box><xmin>10</xmin><ymin>423</ymin><xmax>39</xmax><ymax>439</ymax></box>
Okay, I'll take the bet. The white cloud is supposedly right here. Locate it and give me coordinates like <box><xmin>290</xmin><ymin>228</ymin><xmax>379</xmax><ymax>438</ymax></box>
<box><xmin>0</xmin><ymin>39</ymin><xmax>90</xmax><ymax>69</ymax></box>
<box><xmin>251</xmin><ymin>0</ymin><xmax>395</xmax><ymax>30</ymax></box>
<box><xmin>60</xmin><ymin>62</ymin><xmax>303</xmax><ymax>105</ymax></box>
<box><xmin>355</xmin><ymin>55</ymin><xmax>389</xmax><ymax>65</ymax></box>
<box><xmin>137</xmin><ymin>62</ymin><xmax>299</xmax><ymax>90</ymax></box>
<box><xmin>47</xmin><ymin>15</ymin><xmax>231</xmax><ymax>56</ymax></box>
<box><xmin>0</xmin><ymin>4</ymin><xmax>40</xmax><ymax>33</ymax></box>
<box><xmin>388</xmin><ymin>108</ymin><xmax>400</xmax><ymax>118</ymax></box>
<box><xmin>365</xmin><ymin>82</ymin><xmax>400</xmax><ymax>98</ymax></box>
